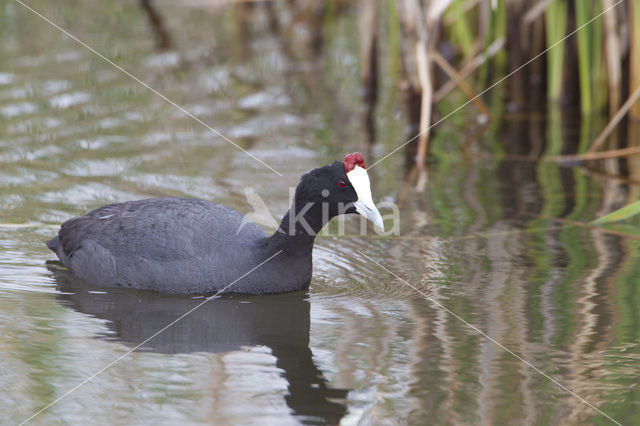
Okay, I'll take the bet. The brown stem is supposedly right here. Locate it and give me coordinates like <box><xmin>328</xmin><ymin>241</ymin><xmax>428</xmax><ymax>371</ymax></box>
<box><xmin>415</xmin><ymin>41</ymin><xmax>432</xmax><ymax>170</ymax></box>
<box><xmin>550</xmin><ymin>145</ymin><xmax>640</xmax><ymax>162</ymax></box>
<box><xmin>434</xmin><ymin>38</ymin><xmax>505</xmax><ymax>102</ymax></box>
<box><xmin>139</xmin><ymin>0</ymin><xmax>173</xmax><ymax>51</ymax></box>
<box><xmin>587</xmin><ymin>84</ymin><xmax>640</xmax><ymax>153</ymax></box>
<box><xmin>432</xmin><ymin>51</ymin><xmax>491</xmax><ymax>116</ymax></box>
<box><xmin>359</xmin><ymin>0</ymin><xmax>379</xmax><ymax>145</ymax></box>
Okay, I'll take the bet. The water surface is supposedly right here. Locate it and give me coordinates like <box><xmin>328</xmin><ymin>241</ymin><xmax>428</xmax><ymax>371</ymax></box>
<box><xmin>1</xmin><ymin>1</ymin><xmax>640</xmax><ymax>425</ymax></box>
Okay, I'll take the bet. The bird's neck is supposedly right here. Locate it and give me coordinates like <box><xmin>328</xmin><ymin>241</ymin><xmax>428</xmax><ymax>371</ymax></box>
<box><xmin>264</xmin><ymin>198</ymin><xmax>329</xmax><ymax>252</ymax></box>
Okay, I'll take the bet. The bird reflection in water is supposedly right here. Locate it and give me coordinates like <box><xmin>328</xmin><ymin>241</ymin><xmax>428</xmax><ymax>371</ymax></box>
<box><xmin>49</xmin><ymin>264</ymin><xmax>348</xmax><ymax>425</ymax></box>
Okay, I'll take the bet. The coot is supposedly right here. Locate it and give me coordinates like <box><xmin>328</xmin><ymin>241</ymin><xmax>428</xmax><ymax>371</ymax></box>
<box><xmin>46</xmin><ymin>152</ymin><xmax>383</xmax><ymax>294</ymax></box>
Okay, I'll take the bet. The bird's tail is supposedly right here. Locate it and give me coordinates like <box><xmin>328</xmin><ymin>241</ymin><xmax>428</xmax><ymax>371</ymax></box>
<box><xmin>46</xmin><ymin>235</ymin><xmax>72</xmax><ymax>268</ymax></box>
<box><xmin>46</xmin><ymin>236</ymin><xmax>60</xmax><ymax>252</ymax></box>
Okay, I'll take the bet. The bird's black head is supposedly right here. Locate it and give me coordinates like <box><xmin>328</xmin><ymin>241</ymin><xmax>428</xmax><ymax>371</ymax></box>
<box><xmin>288</xmin><ymin>153</ymin><xmax>384</xmax><ymax>235</ymax></box>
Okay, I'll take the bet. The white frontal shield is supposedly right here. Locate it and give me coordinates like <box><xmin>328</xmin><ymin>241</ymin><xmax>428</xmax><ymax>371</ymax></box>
<box><xmin>347</xmin><ymin>165</ymin><xmax>384</xmax><ymax>230</ymax></box>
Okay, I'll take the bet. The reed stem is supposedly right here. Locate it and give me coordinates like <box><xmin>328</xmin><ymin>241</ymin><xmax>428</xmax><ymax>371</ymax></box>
<box><xmin>545</xmin><ymin>0</ymin><xmax>568</xmax><ymax>102</ymax></box>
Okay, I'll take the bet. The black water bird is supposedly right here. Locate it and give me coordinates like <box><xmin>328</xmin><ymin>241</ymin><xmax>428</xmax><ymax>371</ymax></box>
<box><xmin>47</xmin><ymin>153</ymin><xmax>384</xmax><ymax>294</ymax></box>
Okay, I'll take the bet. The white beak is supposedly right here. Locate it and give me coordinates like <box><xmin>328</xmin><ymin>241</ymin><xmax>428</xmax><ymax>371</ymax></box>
<box><xmin>347</xmin><ymin>166</ymin><xmax>384</xmax><ymax>230</ymax></box>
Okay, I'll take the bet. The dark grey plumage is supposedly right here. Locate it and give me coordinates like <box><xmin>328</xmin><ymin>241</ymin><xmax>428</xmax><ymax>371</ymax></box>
<box><xmin>47</xmin><ymin>161</ymin><xmax>364</xmax><ymax>294</ymax></box>
<box><xmin>48</xmin><ymin>198</ymin><xmax>281</xmax><ymax>293</ymax></box>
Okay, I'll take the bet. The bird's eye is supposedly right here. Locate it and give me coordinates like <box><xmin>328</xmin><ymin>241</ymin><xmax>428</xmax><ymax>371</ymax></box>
<box><xmin>338</xmin><ymin>180</ymin><xmax>347</xmax><ymax>188</ymax></box>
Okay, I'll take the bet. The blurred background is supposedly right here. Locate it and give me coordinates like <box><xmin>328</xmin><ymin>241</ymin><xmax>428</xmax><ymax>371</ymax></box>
<box><xmin>1</xmin><ymin>0</ymin><xmax>640</xmax><ymax>424</ymax></box>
